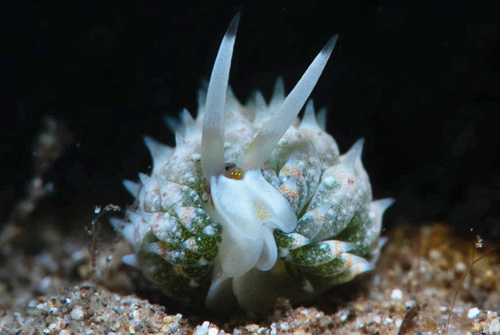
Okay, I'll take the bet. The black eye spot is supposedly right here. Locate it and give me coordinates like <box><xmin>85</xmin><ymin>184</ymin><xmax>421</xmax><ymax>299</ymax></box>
<box><xmin>225</xmin><ymin>163</ymin><xmax>236</xmax><ymax>172</ymax></box>
<box><xmin>224</xmin><ymin>163</ymin><xmax>244</xmax><ymax>180</ymax></box>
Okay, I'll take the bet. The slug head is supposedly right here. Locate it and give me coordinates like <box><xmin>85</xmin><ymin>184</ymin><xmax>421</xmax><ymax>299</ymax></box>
<box><xmin>199</xmin><ymin>13</ymin><xmax>338</xmax><ymax>305</ymax></box>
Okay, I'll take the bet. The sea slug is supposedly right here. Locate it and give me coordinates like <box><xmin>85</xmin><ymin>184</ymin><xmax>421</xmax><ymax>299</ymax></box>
<box><xmin>113</xmin><ymin>13</ymin><xmax>393</xmax><ymax>312</ymax></box>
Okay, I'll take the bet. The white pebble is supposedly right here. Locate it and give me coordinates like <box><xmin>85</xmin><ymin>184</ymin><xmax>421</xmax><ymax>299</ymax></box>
<box><xmin>429</xmin><ymin>249</ymin><xmax>441</xmax><ymax>260</ymax></box>
<box><xmin>467</xmin><ymin>307</ymin><xmax>480</xmax><ymax>319</ymax></box>
<box><xmin>48</xmin><ymin>322</ymin><xmax>59</xmax><ymax>331</ymax></box>
<box><xmin>489</xmin><ymin>318</ymin><xmax>500</xmax><ymax>333</ymax></box>
<box><xmin>337</xmin><ymin>309</ymin><xmax>349</xmax><ymax>322</ymax></box>
<box><xmin>38</xmin><ymin>277</ymin><xmax>52</xmax><ymax>294</ymax></box>
<box><xmin>455</xmin><ymin>262</ymin><xmax>467</xmax><ymax>272</ymax></box>
<box><xmin>405</xmin><ymin>300</ymin><xmax>417</xmax><ymax>309</ymax></box>
<box><xmin>391</xmin><ymin>289</ymin><xmax>403</xmax><ymax>300</ymax></box>
<box><xmin>70</xmin><ymin>307</ymin><xmax>84</xmax><ymax>320</ymax></box>
<box><xmin>280</xmin><ymin>322</ymin><xmax>290</xmax><ymax>331</ymax></box>
<box><xmin>195</xmin><ymin>321</ymin><xmax>210</xmax><ymax>335</ymax></box>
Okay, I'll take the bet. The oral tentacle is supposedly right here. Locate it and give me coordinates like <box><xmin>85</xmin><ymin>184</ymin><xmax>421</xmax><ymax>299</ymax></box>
<box><xmin>210</xmin><ymin>169</ymin><xmax>296</xmax><ymax>279</ymax></box>
<box><xmin>201</xmin><ymin>13</ymin><xmax>240</xmax><ymax>180</ymax></box>
<box><xmin>239</xmin><ymin>35</ymin><xmax>339</xmax><ymax>171</ymax></box>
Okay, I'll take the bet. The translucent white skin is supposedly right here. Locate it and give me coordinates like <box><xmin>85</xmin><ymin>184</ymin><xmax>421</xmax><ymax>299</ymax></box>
<box><xmin>200</xmin><ymin>13</ymin><xmax>338</xmax><ymax>306</ymax></box>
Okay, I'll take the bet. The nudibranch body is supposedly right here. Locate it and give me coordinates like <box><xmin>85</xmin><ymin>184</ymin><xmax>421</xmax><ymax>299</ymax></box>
<box><xmin>114</xmin><ymin>14</ymin><xmax>393</xmax><ymax>312</ymax></box>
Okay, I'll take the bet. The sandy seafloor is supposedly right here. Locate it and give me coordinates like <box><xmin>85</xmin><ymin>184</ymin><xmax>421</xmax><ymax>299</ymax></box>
<box><xmin>1</xmin><ymin>220</ymin><xmax>499</xmax><ymax>335</ymax></box>
<box><xmin>2</xmin><ymin>2</ymin><xmax>500</xmax><ymax>334</ymax></box>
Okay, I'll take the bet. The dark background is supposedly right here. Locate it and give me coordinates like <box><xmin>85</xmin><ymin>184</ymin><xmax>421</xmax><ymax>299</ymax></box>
<box><xmin>1</xmin><ymin>1</ymin><xmax>499</xmax><ymax>241</ymax></box>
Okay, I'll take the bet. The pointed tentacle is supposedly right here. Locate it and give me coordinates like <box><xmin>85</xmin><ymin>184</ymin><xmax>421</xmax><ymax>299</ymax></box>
<box><xmin>269</xmin><ymin>76</ymin><xmax>285</xmax><ymax>110</ymax></box>
<box><xmin>201</xmin><ymin>13</ymin><xmax>241</xmax><ymax>180</ymax></box>
<box><xmin>316</xmin><ymin>106</ymin><xmax>327</xmax><ymax>130</ymax></box>
<box><xmin>341</xmin><ymin>138</ymin><xmax>365</xmax><ymax>170</ymax></box>
<box><xmin>240</xmin><ymin>35</ymin><xmax>338</xmax><ymax>171</ymax></box>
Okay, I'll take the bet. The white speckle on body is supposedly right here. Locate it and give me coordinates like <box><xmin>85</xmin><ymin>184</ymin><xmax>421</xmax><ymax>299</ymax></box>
<box><xmin>323</xmin><ymin>176</ymin><xmax>334</xmax><ymax>187</ymax></box>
